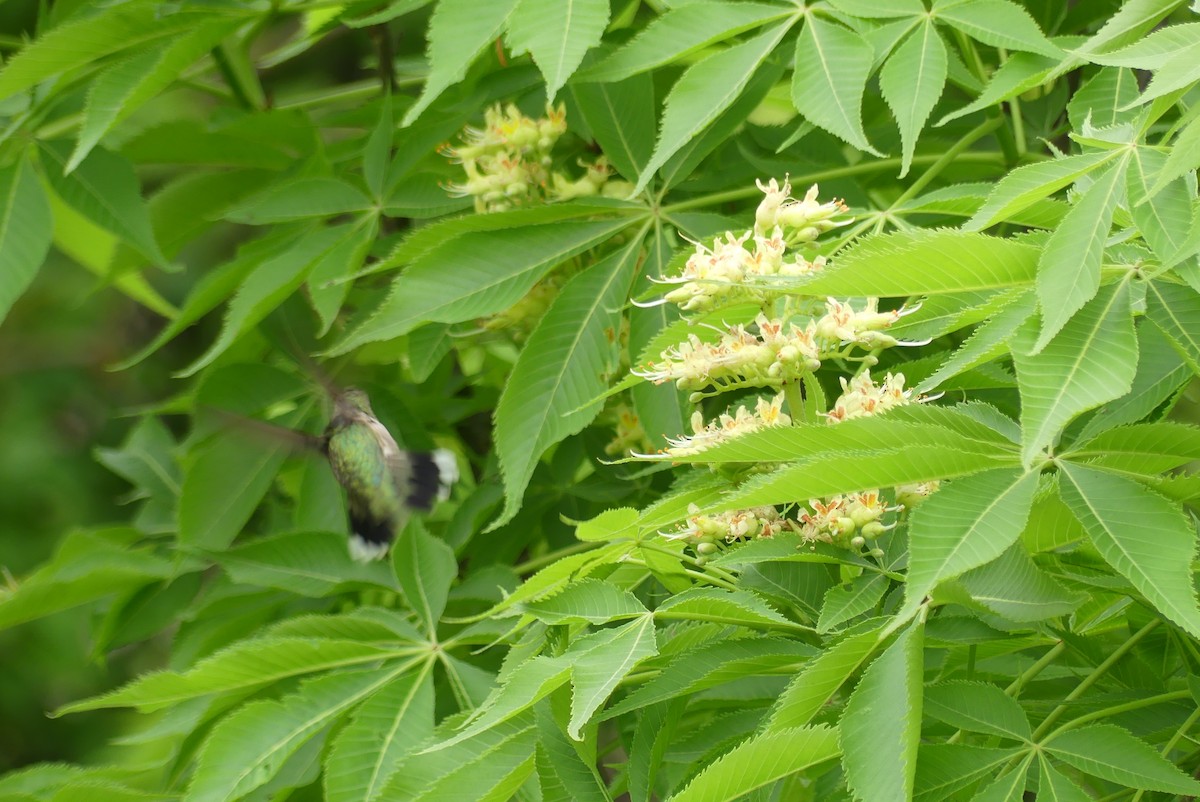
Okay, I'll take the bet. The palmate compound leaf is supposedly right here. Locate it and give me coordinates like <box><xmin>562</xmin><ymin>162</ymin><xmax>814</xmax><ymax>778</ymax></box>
<box><xmin>666</xmin><ymin>725</ymin><xmax>840</xmax><ymax>802</ymax></box>
<box><xmin>505</xmin><ymin>0</ymin><xmax>609</xmax><ymax>101</ymax></box>
<box><xmin>323</xmin><ymin>666</ymin><xmax>435</xmax><ymax>802</ymax></box>
<box><xmin>58</xmin><ymin>636</ymin><xmax>417</xmax><ymax>714</ymax></box>
<box><xmin>1059</xmin><ymin>463</ymin><xmax>1200</xmax><ymax>639</ymax></box>
<box><xmin>492</xmin><ymin>234</ymin><xmax>643</xmax><ymax>529</ymax></box>
<box><xmin>841</xmin><ymin>620</ymin><xmax>924</xmax><ymax>802</ymax></box>
<box><xmin>783</xmin><ymin>229</ymin><xmax>1039</xmax><ymax>297</ymax></box>
<box><xmin>1045</xmin><ymin>723</ymin><xmax>1200</xmax><ymax>794</ymax></box>
<box><xmin>329</xmin><ymin>216</ymin><xmax>635</xmax><ymax>354</ymax></box>
<box><xmin>632</xmin><ymin>20</ymin><xmax>795</xmax><ymax>195</ymax></box>
<box><xmin>1014</xmin><ymin>278</ymin><xmax>1138</xmax><ymax>466</ymax></box>
<box><xmin>878</xmin><ymin>19</ymin><xmax>947</xmax><ymax>177</ymax></box>
<box><xmin>0</xmin><ymin>158</ymin><xmax>53</xmax><ymax>326</ymax></box>
<box><xmin>185</xmin><ymin>664</ymin><xmax>411</xmax><ymax>802</ymax></box>
<box><xmin>896</xmin><ymin>468</ymin><xmax>1040</xmax><ymax>627</ymax></box>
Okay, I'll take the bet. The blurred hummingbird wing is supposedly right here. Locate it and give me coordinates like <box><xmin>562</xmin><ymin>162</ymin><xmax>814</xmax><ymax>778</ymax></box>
<box><xmin>362</xmin><ymin>417</ymin><xmax>456</xmax><ymax>512</ymax></box>
<box><xmin>200</xmin><ymin>406</ymin><xmax>324</xmax><ymax>453</ymax></box>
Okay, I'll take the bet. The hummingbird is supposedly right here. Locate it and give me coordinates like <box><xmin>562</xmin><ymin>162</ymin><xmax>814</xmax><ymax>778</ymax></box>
<box><xmin>323</xmin><ymin>388</ymin><xmax>458</xmax><ymax>561</ymax></box>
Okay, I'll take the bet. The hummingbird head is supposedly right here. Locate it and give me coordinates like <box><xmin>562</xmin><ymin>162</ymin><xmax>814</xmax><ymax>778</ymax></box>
<box><xmin>333</xmin><ymin>387</ymin><xmax>374</xmax><ymax>421</ymax></box>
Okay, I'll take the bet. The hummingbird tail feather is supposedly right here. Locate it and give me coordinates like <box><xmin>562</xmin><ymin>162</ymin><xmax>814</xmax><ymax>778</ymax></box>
<box><xmin>348</xmin><ymin>532</ymin><xmax>391</xmax><ymax>562</ymax></box>
<box><xmin>404</xmin><ymin>449</ymin><xmax>459</xmax><ymax>510</ymax></box>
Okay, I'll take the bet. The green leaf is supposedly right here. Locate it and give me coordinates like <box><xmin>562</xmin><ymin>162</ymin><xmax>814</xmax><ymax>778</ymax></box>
<box><xmin>1067</xmin><ymin>421</ymin><xmax>1200</xmax><ymax>475</ymax></box>
<box><xmin>899</xmin><ymin>468</ymin><xmax>1039</xmax><ymax>621</ymax></box>
<box><xmin>765</xmin><ymin>627</ymin><xmax>879</xmax><ymax>731</ymax></box>
<box><xmin>1077</xmin><ymin>322</ymin><xmax>1191</xmax><ymax>440</ymax></box>
<box><xmin>932</xmin><ymin>0</ymin><xmax>1060</xmax><ymax>57</ymax></box>
<box><xmin>1153</xmin><ymin>111</ymin><xmax>1200</xmax><ymax>196</ymax></box>
<box><xmin>645</xmin><ymin>408</ymin><xmax>1012</xmax><ymax>465</ymax></box>
<box><xmin>966</xmin><ymin>150</ymin><xmax>1120</xmax><ymax>230</ymax></box>
<box><xmin>0</xmin><ymin>528</ymin><xmax>172</xmax><ymax>632</ymax></box>
<box><xmin>39</xmin><ymin>141</ymin><xmax>167</xmax><ymax>266</ymax></box>
<box><xmin>185</xmin><ymin>665</ymin><xmax>404</xmax><ymax>802</ymax></box>
<box><xmin>331</xmin><ymin>217</ymin><xmax>632</xmax><ymax>353</ymax></box>
<box><xmin>402</xmin><ymin>0</ymin><xmax>520</xmax><ymax>126</ymax></box>
<box><xmin>387</xmin><ymin>717</ymin><xmax>538</xmax><ymax>801</ymax></box>
<box><xmin>604</xmin><ymin>637</ymin><xmax>815</xmax><ymax>720</ymax></box>
<box><xmin>179</xmin><ymin>226</ymin><xmax>352</xmax><ymax>376</ymax></box>
<box><xmin>828</xmin><ymin>0</ymin><xmax>924</xmax><ymax>16</ymax></box>
<box><xmin>972</xmin><ymin>760</ymin><xmax>1031</xmax><ymax>802</ymax></box>
<box><xmin>914</xmin><ymin>744</ymin><xmax>1023</xmax><ymax>802</ymax></box>
<box><xmin>1128</xmin><ymin>146</ymin><xmax>1194</xmax><ymax>264</ymax></box>
<box><xmin>1067</xmin><ymin>67</ymin><xmax>1143</xmax><ymax>131</ymax></box>
<box><xmin>668</xmin><ymin>725</ymin><xmax>840</xmax><ymax>802</ymax></box>
<box><xmin>917</xmin><ymin>290</ymin><xmax>1037</xmax><ymax>393</ymax></box>
<box><xmin>0</xmin><ymin>157</ymin><xmax>53</xmax><ymax>325</ymax></box>
<box><xmin>493</xmin><ymin>236</ymin><xmax>641</xmax><ymax>528</ymax></box>
<box><xmin>363</xmin><ymin>96</ymin><xmax>393</xmax><ymax>201</ymax></box>
<box><xmin>879</xmin><ymin>20</ymin><xmax>947</xmax><ymax>176</ymax></box>
<box><xmin>791</xmin><ymin>229</ymin><xmax>1040</xmax><ymax>297</ymax></box>
<box><xmin>177</xmin><ymin>426</ymin><xmax>293</xmax><ymax>551</ymax></box>
<box><xmin>818</xmin><ymin>574</ymin><xmax>888</xmax><ymax>633</ymax></box>
<box><xmin>225</xmin><ymin>178</ymin><xmax>373</xmax><ymax>224</ymax></box>
<box><xmin>1059</xmin><ymin>463</ymin><xmax>1200</xmax><ymax>639</ymax></box>
<box><xmin>634</xmin><ymin>21</ymin><xmax>793</xmax><ymax>195</ymax></box>
<box><xmin>1034</xmin><ymin>157</ymin><xmax>1126</xmax><ymax>351</ymax></box>
<box><xmin>841</xmin><ymin>621</ymin><xmax>924</xmax><ymax>802</ymax></box>
<box><xmin>654</xmin><ymin>587</ymin><xmax>797</xmax><ymax>630</ymax></box>
<box><xmin>1088</xmin><ymin>21</ymin><xmax>1200</xmax><ymax>68</ymax></box>
<box><xmin>0</xmin><ymin>2</ymin><xmax>238</xmax><ymax>101</ymax></box>
<box><xmin>711</xmin><ymin>445</ymin><xmax>1013</xmax><ymax>513</ymax></box>
<box><xmin>521</xmin><ymin>578</ymin><xmax>647</xmax><ymax>625</ymax></box>
<box><xmin>535</xmin><ymin>705</ymin><xmax>612</xmax><ymax>802</ymax></box>
<box><xmin>216</xmin><ymin>531</ymin><xmax>399</xmax><ymax>597</ymax></box>
<box><xmin>67</xmin><ymin>21</ymin><xmax>238</xmax><ymax>173</ymax></box>
<box><xmin>60</xmin><ymin>637</ymin><xmax>409</xmax><ymax>714</ymax></box>
<box><xmin>792</xmin><ymin>15</ymin><xmax>881</xmax><ymax>155</ymax></box>
<box><xmin>576</xmin><ymin>2</ymin><xmax>791</xmax><ymax>83</ymax></box>
<box><xmin>1036</xmin><ymin>754</ymin><xmax>1094</xmax><ymax>802</ymax></box>
<box><xmin>938</xmin><ymin>52</ymin><xmax>1057</xmax><ymax>126</ymax></box>
<box><xmin>392</xmin><ymin>521</ymin><xmax>457</xmax><ymax>635</ymax></box>
<box><xmin>570</xmin><ymin>72</ymin><xmax>656</xmax><ymax>182</ymax></box>
<box><xmin>924</xmin><ymin>681</ymin><xmax>1031</xmax><ymax>741</ymax></box>
<box><xmin>308</xmin><ymin>218</ymin><xmax>377</xmax><ymax>336</ymax></box>
<box><xmin>324</xmin><ymin>667</ymin><xmax>435</xmax><ymax>802</ymax></box>
<box><xmin>956</xmin><ymin>543</ymin><xmax>1084</xmax><ymax>621</ymax></box>
<box><xmin>568</xmin><ymin>616</ymin><xmax>658</xmax><ymax>738</ymax></box>
<box><xmin>1128</xmin><ymin>48</ymin><xmax>1200</xmax><ymax>107</ymax></box>
<box><xmin>507</xmin><ymin>0</ymin><xmax>609</xmax><ymax>100</ymax></box>
<box><xmin>112</xmin><ymin>231</ymin><xmax>285</xmax><ymax>369</ymax></box>
<box><xmin>1146</xmin><ymin>279</ymin><xmax>1200</xmax><ymax>374</ymax></box>
<box><xmin>1014</xmin><ymin>280</ymin><xmax>1138</xmax><ymax>465</ymax></box>
<box><xmin>1046</xmin><ymin>724</ymin><xmax>1200</xmax><ymax>794</ymax></box>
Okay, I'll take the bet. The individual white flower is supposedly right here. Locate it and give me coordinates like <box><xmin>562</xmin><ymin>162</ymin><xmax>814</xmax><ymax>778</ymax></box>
<box><xmin>827</xmin><ymin>372</ymin><xmax>912</xmax><ymax>423</ymax></box>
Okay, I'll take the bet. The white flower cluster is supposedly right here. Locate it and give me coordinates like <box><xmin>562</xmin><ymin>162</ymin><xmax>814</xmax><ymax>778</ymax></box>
<box><xmin>642</xmin><ymin>180</ymin><xmax>849</xmax><ymax>313</ymax></box>
<box><xmin>665</xmin><ymin>503</ymin><xmax>786</xmax><ymax>555</ymax></box>
<box><xmin>826</xmin><ymin>371</ymin><xmax>912</xmax><ymax>423</ymax></box>
<box><xmin>444</xmin><ymin>103</ymin><xmax>623</xmax><ymax>212</ymax></box>
<box><xmin>798</xmin><ymin>491</ymin><xmax>896</xmax><ymax>548</ymax></box>
<box><xmin>658</xmin><ymin>395</ymin><xmax>790</xmax><ymax>457</ymax></box>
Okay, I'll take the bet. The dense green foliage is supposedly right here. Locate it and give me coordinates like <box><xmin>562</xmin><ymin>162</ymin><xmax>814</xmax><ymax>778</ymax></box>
<box><xmin>4</xmin><ymin>0</ymin><xmax>1200</xmax><ymax>799</ymax></box>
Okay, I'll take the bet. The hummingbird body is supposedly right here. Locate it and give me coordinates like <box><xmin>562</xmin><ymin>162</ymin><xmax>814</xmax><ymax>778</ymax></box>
<box><xmin>323</xmin><ymin>389</ymin><xmax>456</xmax><ymax>561</ymax></box>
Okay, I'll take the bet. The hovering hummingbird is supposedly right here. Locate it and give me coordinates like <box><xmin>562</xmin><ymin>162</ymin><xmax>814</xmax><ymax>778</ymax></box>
<box><xmin>209</xmin><ymin>385</ymin><xmax>458</xmax><ymax>562</ymax></box>
<box><xmin>323</xmin><ymin>388</ymin><xmax>458</xmax><ymax>561</ymax></box>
